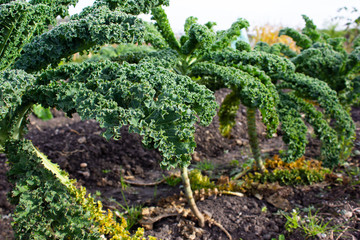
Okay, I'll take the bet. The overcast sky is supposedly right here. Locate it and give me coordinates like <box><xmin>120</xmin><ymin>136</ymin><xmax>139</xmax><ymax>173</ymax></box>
<box><xmin>69</xmin><ymin>0</ymin><xmax>359</xmax><ymax>33</ymax></box>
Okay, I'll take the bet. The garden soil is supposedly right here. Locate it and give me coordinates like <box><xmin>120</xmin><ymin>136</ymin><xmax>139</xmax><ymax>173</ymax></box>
<box><xmin>0</xmin><ymin>89</ymin><xmax>359</xmax><ymax>239</ymax></box>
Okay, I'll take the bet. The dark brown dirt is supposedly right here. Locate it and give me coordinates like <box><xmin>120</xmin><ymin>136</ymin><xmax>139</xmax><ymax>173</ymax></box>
<box><xmin>0</xmin><ymin>90</ymin><xmax>359</xmax><ymax>240</ymax></box>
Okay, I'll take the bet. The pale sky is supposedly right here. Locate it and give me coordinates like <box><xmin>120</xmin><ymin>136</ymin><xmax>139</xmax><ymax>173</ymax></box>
<box><xmin>69</xmin><ymin>0</ymin><xmax>359</xmax><ymax>33</ymax></box>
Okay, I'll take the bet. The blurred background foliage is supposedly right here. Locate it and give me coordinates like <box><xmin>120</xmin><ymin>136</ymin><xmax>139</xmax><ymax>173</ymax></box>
<box><xmin>322</xmin><ymin>5</ymin><xmax>359</xmax><ymax>52</ymax></box>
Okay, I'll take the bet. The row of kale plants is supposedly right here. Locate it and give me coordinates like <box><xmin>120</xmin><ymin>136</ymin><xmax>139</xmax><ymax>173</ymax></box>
<box><xmin>0</xmin><ymin>0</ymin><xmax>359</xmax><ymax>238</ymax></box>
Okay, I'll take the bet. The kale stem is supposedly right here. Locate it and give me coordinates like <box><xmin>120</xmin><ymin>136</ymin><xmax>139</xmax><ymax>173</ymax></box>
<box><xmin>247</xmin><ymin>107</ymin><xmax>265</xmax><ymax>172</ymax></box>
<box><xmin>181</xmin><ymin>166</ymin><xmax>205</xmax><ymax>227</ymax></box>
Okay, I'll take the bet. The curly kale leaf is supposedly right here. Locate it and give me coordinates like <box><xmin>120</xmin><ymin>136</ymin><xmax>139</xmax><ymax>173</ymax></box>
<box><xmin>15</xmin><ymin>6</ymin><xmax>145</xmax><ymax>72</ymax></box>
<box><xmin>346</xmin><ymin>46</ymin><xmax>360</xmax><ymax>74</ymax></box>
<box><xmin>280</xmin><ymin>16</ymin><xmax>360</xmax><ymax>104</ymax></box>
<box><xmin>100</xmin><ymin>46</ymin><xmax>178</xmax><ymax>69</ymax></box>
<box><xmin>191</xmin><ymin>62</ymin><xmax>279</xmax><ymax>136</ymax></box>
<box><xmin>181</xmin><ymin>23</ymin><xmax>215</xmax><ymax>55</ymax></box>
<box><xmin>280</xmin><ymin>73</ymin><xmax>356</xmax><ymax>162</ymax></box>
<box><xmin>184</xmin><ymin>16</ymin><xmax>199</xmax><ymax>35</ymax></box>
<box><xmin>254</xmin><ymin>42</ymin><xmax>271</xmax><ymax>53</ymax></box>
<box><xmin>0</xmin><ymin>0</ymin><xmax>81</xmax><ymax>70</ymax></box>
<box><xmin>203</xmin><ymin>49</ymin><xmax>295</xmax><ymax>79</ymax></box>
<box><xmin>211</xmin><ymin>18</ymin><xmax>249</xmax><ymax>51</ymax></box>
<box><xmin>139</xmin><ymin>48</ymin><xmax>179</xmax><ymax>69</ymax></box>
<box><xmin>270</xmin><ymin>43</ymin><xmax>298</xmax><ymax>58</ymax></box>
<box><xmin>343</xmin><ymin>75</ymin><xmax>360</xmax><ymax>105</ymax></box>
<box><xmin>327</xmin><ymin>37</ymin><xmax>347</xmax><ymax>53</ymax></box>
<box><xmin>0</xmin><ymin>70</ymin><xmax>35</xmax><ymax>151</ymax></box>
<box><xmin>0</xmin><ymin>3</ymin><xmax>45</xmax><ymax>69</ymax></box>
<box><xmin>255</xmin><ymin>42</ymin><xmax>297</xmax><ymax>58</ymax></box>
<box><xmin>0</xmin><ymin>2</ymin><xmax>36</xmax><ymax>70</ymax></box>
<box><xmin>234</xmin><ymin>63</ymin><xmax>279</xmax><ymax>104</ymax></box>
<box><xmin>294</xmin><ymin>96</ymin><xmax>340</xmax><ymax>166</ymax></box>
<box><xmin>143</xmin><ymin>21</ymin><xmax>168</xmax><ymax>49</ymax></box>
<box><xmin>151</xmin><ymin>6</ymin><xmax>181</xmax><ymax>52</ymax></box>
<box><xmin>279</xmin><ymin>27</ymin><xmax>312</xmax><ymax>49</ymax></box>
<box><xmin>29</xmin><ymin>0</ymin><xmax>79</xmax><ymax>18</ymax></box>
<box><xmin>34</xmin><ymin>60</ymin><xmax>216</xmax><ymax>168</ymax></box>
<box><xmin>301</xmin><ymin>15</ymin><xmax>321</xmax><ymax>43</ymax></box>
<box><xmin>218</xmin><ymin>91</ymin><xmax>241</xmax><ymax>138</ymax></box>
<box><xmin>291</xmin><ymin>43</ymin><xmax>347</xmax><ymax>92</ymax></box>
<box><xmin>0</xmin><ymin>70</ymin><xmax>34</xmax><ymax>122</ymax></box>
<box><xmin>94</xmin><ymin>0</ymin><xmax>169</xmax><ymax>14</ymax></box>
<box><xmin>279</xmin><ymin>14</ymin><xmax>328</xmax><ymax>48</ymax></box>
<box><xmin>235</xmin><ymin>40</ymin><xmax>251</xmax><ymax>52</ymax></box>
<box><xmin>277</xmin><ymin>92</ymin><xmax>341</xmax><ymax>165</ymax></box>
<box><xmin>277</xmin><ymin>93</ymin><xmax>308</xmax><ymax>162</ymax></box>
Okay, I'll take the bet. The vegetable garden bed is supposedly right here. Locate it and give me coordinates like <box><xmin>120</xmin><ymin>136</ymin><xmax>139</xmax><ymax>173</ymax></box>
<box><xmin>1</xmin><ymin>92</ymin><xmax>359</xmax><ymax>240</ymax></box>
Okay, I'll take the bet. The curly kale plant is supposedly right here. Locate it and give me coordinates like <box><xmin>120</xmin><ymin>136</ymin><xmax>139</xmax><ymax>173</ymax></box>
<box><xmin>204</xmin><ymin>45</ymin><xmax>355</xmax><ymax>165</ymax></box>
<box><xmin>120</xmin><ymin>8</ymin><xmax>356</xmax><ymax>169</ymax></box>
<box><xmin>0</xmin><ymin>0</ymin><xmax>217</xmax><ymax>237</ymax></box>
<box><xmin>246</xmin><ymin>16</ymin><xmax>356</xmax><ymax>164</ymax></box>
<box><xmin>278</xmin><ymin>15</ymin><xmax>360</xmax><ymax>106</ymax></box>
<box><xmin>106</xmin><ymin>6</ymin><xmax>286</xmax><ymax>224</ymax></box>
<box><xmin>131</xmin><ymin>7</ymin><xmax>281</xmax><ymax>174</ymax></box>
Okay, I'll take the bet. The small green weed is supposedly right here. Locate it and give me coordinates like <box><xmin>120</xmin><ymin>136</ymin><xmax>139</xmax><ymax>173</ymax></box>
<box><xmin>261</xmin><ymin>206</ymin><xmax>268</xmax><ymax>213</ymax></box>
<box><xmin>301</xmin><ymin>210</ymin><xmax>332</xmax><ymax>237</ymax></box>
<box><xmin>344</xmin><ymin>165</ymin><xmax>360</xmax><ymax>185</ymax></box>
<box><xmin>164</xmin><ymin>174</ymin><xmax>182</xmax><ymax>187</ymax></box>
<box><xmin>231</xmin><ymin>158</ymin><xmax>255</xmax><ymax>180</ymax></box>
<box><xmin>271</xmin><ymin>234</ymin><xmax>285</xmax><ymax>240</ymax></box>
<box><xmin>110</xmin><ymin>190</ymin><xmax>143</xmax><ymax>230</ymax></box>
<box><xmin>284</xmin><ymin>209</ymin><xmax>300</xmax><ymax>232</ymax></box>
<box><xmin>302</xmin><ymin>205</ymin><xmax>316</xmax><ymax>213</ymax></box>
<box><xmin>120</xmin><ymin>176</ymin><xmax>129</xmax><ymax>190</ymax></box>
<box><xmin>283</xmin><ymin>209</ymin><xmax>337</xmax><ymax>238</ymax></box>
<box><xmin>241</xmin><ymin>158</ymin><xmax>255</xmax><ymax>171</ymax></box>
<box><xmin>195</xmin><ymin>160</ymin><xmax>215</xmax><ymax>171</ymax></box>
<box><xmin>229</xmin><ymin>159</ymin><xmax>239</xmax><ymax>167</ymax></box>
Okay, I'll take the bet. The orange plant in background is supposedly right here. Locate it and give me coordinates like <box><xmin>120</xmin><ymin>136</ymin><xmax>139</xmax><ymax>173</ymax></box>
<box><xmin>250</xmin><ymin>25</ymin><xmax>300</xmax><ymax>53</ymax></box>
<box><xmin>240</xmin><ymin>155</ymin><xmax>331</xmax><ymax>186</ymax></box>
<box><xmin>264</xmin><ymin>155</ymin><xmax>323</xmax><ymax>171</ymax></box>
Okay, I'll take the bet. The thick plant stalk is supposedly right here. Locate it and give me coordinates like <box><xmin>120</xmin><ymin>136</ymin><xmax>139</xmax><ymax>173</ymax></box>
<box><xmin>246</xmin><ymin>107</ymin><xmax>266</xmax><ymax>172</ymax></box>
<box><xmin>181</xmin><ymin>167</ymin><xmax>205</xmax><ymax>227</ymax></box>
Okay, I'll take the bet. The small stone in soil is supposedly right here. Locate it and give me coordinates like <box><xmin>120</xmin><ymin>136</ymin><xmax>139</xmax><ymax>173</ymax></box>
<box><xmin>192</xmin><ymin>151</ymin><xmax>201</xmax><ymax>162</ymax></box>
<box><xmin>343</xmin><ymin>211</ymin><xmax>353</xmax><ymax>218</ymax></box>
<box><xmin>78</xmin><ymin>171</ymin><xmax>90</xmax><ymax>178</ymax></box>
<box><xmin>80</xmin><ymin>163</ymin><xmax>87</xmax><ymax>168</ymax></box>
<box><xmin>133</xmin><ymin>165</ymin><xmax>144</xmax><ymax>176</ymax></box>
<box><xmin>77</xmin><ymin>136</ymin><xmax>86</xmax><ymax>144</ymax></box>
